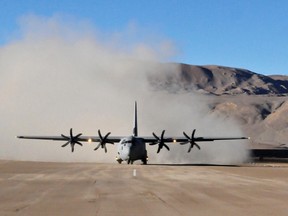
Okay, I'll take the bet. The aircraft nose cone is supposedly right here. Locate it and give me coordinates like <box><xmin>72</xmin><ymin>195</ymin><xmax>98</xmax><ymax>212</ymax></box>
<box><xmin>119</xmin><ymin>145</ymin><xmax>131</xmax><ymax>161</ymax></box>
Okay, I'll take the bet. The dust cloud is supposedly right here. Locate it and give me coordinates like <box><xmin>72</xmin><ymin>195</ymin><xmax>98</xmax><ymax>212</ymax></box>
<box><xmin>0</xmin><ymin>15</ymin><xmax>249</xmax><ymax>164</ymax></box>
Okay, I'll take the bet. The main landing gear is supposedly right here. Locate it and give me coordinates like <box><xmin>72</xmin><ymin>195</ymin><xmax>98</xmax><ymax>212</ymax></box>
<box><xmin>141</xmin><ymin>158</ymin><xmax>147</xmax><ymax>165</ymax></box>
<box><xmin>127</xmin><ymin>159</ymin><xmax>134</xmax><ymax>164</ymax></box>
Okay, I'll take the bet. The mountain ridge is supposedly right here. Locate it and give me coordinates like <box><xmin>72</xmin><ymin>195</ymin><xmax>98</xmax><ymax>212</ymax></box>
<box><xmin>149</xmin><ymin>63</ymin><xmax>288</xmax><ymax>96</ymax></box>
<box><xmin>149</xmin><ymin>63</ymin><xmax>288</xmax><ymax>148</ymax></box>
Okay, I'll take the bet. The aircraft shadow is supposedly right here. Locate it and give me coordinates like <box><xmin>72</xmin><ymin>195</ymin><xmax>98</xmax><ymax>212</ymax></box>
<box><xmin>147</xmin><ymin>163</ymin><xmax>239</xmax><ymax>167</ymax></box>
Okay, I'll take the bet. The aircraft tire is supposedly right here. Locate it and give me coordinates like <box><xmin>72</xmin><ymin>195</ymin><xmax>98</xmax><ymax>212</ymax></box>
<box><xmin>142</xmin><ymin>150</ymin><xmax>148</xmax><ymax>165</ymax></box>
<box><xmin>116</xmin><ymin>158</ymin><xmax>123</xmax><ymax>164</ymax></box>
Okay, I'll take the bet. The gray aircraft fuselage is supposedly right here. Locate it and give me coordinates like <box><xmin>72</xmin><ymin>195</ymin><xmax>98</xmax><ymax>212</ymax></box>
<box><xmin>116</xmin><ymin>136</ymin><xmax>147</xmax><ymax>164</ymax></box>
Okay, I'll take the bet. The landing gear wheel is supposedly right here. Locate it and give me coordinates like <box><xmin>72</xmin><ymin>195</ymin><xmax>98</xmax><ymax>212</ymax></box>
<box><xmin>116</xmin><ymin>158</ymin><xmax>123</xmax><ymax>164</ymax></box>
<box><xmin>142</xmin><ymin>150</ymin><xmax>148</xmax><ymax>165</ymax></box>
<box><xmin>127</xmin><ymin>159</ymin><xmax>134</xmax><ymax>164</ymax></box>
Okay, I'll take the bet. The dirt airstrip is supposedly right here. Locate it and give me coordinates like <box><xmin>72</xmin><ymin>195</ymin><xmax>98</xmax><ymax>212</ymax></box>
<box><xmin>0</xmin><ymin>160</ymin><xmax>287</xmax><ymax>216</ymax></box>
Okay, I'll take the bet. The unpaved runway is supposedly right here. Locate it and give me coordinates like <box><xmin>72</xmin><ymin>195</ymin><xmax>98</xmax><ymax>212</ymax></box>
<box><xmin>0</xmin><ymin>160</ymin><xmax>287</xmax><ymax>216</ymax></box>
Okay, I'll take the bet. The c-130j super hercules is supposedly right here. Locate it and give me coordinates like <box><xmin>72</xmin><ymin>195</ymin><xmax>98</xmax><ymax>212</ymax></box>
<box><xmin>18</xmin><ymin>102</ymin><xmax>248</xmax><ymax>164</ymax></box>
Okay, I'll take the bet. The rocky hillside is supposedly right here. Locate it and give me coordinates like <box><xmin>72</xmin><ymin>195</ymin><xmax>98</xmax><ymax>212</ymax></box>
<box><xmin>209</xmin><ymin>95</ymin><xmax>288</xmax><ymax>148</ymax></box>
<box><xmin>149</xmin><ymin>64</ymin><xmax>288</xmax><ymax>96</ymax></box>
<box><xmin>150</xmin><ymin>63</ymin><xmax>288</xmax><ymax>148</ymax></box>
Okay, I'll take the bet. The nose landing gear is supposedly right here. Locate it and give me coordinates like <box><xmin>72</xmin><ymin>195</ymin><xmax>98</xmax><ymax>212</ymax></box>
<box><xmin>127</xmin><ymin>159</ymin><xmax>134</xmax><ymax>164</ymax></box>
<box><xmin>116</xmin><ymin>157</ymin><xmax>123</xmax><ymax>164</ymax></box>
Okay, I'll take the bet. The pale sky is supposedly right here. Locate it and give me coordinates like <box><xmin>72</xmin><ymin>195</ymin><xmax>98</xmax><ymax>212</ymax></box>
<box><xmin>1</xmin><ymin>0</ymin><xmax>288</xmax><ymax>75</ymax></box>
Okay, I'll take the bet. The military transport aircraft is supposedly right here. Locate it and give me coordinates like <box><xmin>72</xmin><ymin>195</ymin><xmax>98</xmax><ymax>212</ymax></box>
<box><xmin>18</xmin><ymin>102</ymin><xmax>248</xmax><ymax>164</ymax></box>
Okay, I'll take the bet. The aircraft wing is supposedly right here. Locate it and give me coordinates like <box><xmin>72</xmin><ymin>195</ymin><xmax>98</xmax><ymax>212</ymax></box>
<box><xmin>17</xmin><ymin>128</ymin><xmax>123</xmax><ymax>152</ymax></box>
<box><xmin>141</xmin><ymin>129</ymin><xmax>248</xmax><ymax>153</ymax></box>
<box><xmin>17</xmin><ymin>135</ymin><xmax>122</xmax><ymax>143</ymax></box>
<box><xmin>171</xmin><ymin>136</ymin><xmax>248</xmax><ymax>143</ymax></box>
<box><xmin>17</xmin><ymin>128</ymin><xmax>248</xmax><ymax>154</ymax></box>
<box><xmin>141</xmin><ymin>136</ymin><xmax>247</xmax><ymax>143</ymax></box>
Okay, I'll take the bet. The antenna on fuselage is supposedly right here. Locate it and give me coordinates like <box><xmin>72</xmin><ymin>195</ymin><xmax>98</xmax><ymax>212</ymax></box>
<box><xmin>133</xmin><ymin>101</ymin><xmax>138</xmax><ymax>137</ymax></box>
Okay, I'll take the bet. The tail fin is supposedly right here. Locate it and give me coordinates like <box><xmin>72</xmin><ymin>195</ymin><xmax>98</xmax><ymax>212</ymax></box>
<box><xmin>133</xmin><ymin>101</ymin><xmax>138</xmax><ymax>137</ymax></box>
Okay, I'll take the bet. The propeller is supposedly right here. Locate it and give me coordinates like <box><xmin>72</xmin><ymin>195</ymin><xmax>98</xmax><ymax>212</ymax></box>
<box><xmin>94</xmin><ymin>129</ymin><xmax>114</xmax><ymax>153</ymax></box>
<box><xmin>61</xmin><ymin>128</ymin><xmax>83</xmax><ymax>152</ymax></box>
<box><xmin>149</xmin><ymin>130</ymin><xmax>170</xmax><ymax>153</ymax></box>
<box><xmin>180</xmin><ymin>129</ymin><xmax>201</xmax><ymax>152</ymax></box>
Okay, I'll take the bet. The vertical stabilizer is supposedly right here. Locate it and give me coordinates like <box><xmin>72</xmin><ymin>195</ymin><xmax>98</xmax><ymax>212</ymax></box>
<box><xmin>133</xmin><ymin>101</ymin><xmax>138</xmax><ymax>137</ymax></box>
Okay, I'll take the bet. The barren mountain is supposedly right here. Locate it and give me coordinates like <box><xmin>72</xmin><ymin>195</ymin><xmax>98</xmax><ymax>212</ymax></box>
<box><xmin>149</xmin><ymin>64</ymin><xmax>288</xmax><ymax>148</ymax></box>
<box><xmin>149</xmin><ymin>64</ymin><xmax>288</xmax><ymax>96</ymax></box>
<box><xmin>209</xmin><ymin>95</ymin><xmax>288</xmax><ymax>148</ymax></box>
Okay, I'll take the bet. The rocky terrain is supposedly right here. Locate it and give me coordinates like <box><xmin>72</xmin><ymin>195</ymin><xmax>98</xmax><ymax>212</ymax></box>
<box><xmin>149</xmin><ymin>64</ymin><xmax>288</xmax><ymax>148</ymax></box>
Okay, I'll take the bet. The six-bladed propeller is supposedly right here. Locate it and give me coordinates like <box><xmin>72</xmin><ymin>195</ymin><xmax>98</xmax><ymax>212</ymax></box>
<box><xmin>94</xmin><ymin>129</ymin><xmax>114</xmax><ymax>153</ymax></box>
<box><xmin>180</xmin><ymin>129</ymin><xmax>201</xmax><ymax>152</ymax></box>
<box><xmin>61</xmin><ymin>128</ymin><xmax>83</xmax><ymax>152</ymax></box>
<box><xmin>149</xmin><ymin>130</ymin><xmax>170</xmax><ymax>153</ymax></box>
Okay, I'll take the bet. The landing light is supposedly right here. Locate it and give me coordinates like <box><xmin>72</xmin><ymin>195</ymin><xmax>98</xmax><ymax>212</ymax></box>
<box><xmin>88</xmin><ymin>138</ymin><xmax>92</xmax><ymax>143</ymax></box>
<box><xmin>173</xmin><ymin>139</ymin><xmax>177</xmax><ymax>143</ymax></box>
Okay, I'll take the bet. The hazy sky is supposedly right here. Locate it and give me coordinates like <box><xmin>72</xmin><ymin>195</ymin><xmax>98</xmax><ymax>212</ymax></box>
<box><xmin>1</xmin><ymin>0</ymin><xmax>288</xmax><ymax>75</ymax></box>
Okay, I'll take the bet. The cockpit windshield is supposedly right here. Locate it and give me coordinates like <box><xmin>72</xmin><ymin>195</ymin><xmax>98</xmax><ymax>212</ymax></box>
<box><xmin>120</xmin><ymin>137</ymin><xmax>133</xmax><ymax>145</ymax></box>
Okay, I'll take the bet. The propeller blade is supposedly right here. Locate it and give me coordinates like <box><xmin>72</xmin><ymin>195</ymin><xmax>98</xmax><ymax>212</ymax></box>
<box><xmin>157</xmin><ymin>146</ymin><xmax>161</xmax><ymax>154</ymax></box>
<box><xmin>104</xmin><ymin>145</ymin><xmax>107</xmax><ymax>153</ymax></box>
<box><xmin>151</xmin><ymin>130</ymin><xmax>169</xmax><ymax>153</ymax></box>
<box><xmin>183</xmin><ymin>129</ymin><xmax>200</xmax><ymax>153</ymax></box>
<box><xmin>163</xmin><ymin>144</ymin><xmax>170</xmax><ymax>151</ymax></box>
<box><xmin>94</xmin><ymin>143</ymin><xmax>101</xmax><ymax>151</ymax></box>
<box><xmin>61</xmin><ymin>141</ymin><xmax>70</xmax><ymax>147</ymax></box>
<box><xmin>98</xmin><ymin>129</ymin><xmax>103</xmax><ymax>140</ymax></box>
<box><xmin>75</xmin><ymin>141</ymin><xmax>83</xmax><ymax>146</ymax></box>
<box><xmin>188</xmin><ymin>145</ymin><xmax>193</xmax><ymax>153</ymax></box>
<box><xmin>183</xmin><ymin>132</ymin><xmax>190</xmax><ymax>140</ymax></box>
<box><xmin>192</xmin><ymin>129</ymin><xmax>196</xmax><ymax>137</ymax></box>
<box><xmin>61</xmin><ymin>134</ymin><xmax>69</xmax><ymax>139</ymax></box>
<box><xmin>94</xmin><ymin>130</ymin><xmax>113</xmax><ymax>153</ymax></box>
<box><xmin>104</xmin><ymin>132</ymin><xmax>111</xmax><ymax>140</ymax></box>
<box><xmin>75</xmin><ymin>133</ymin><xmax>82</xmax><ymax>139</ymax></box>
<box><xmin>161</xmin><ymin>130</ymin><xmax>165</xmax><ymax>139</ymax></box>
<box><xmin>61</xmin><ymin>128</ymin><xmax>83</xmax><ymax>152</ymax></box>
<box><xmin>152</xmin><ymin>132</ymin><xmax>159</xmax><ymax>140</ymax></box>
